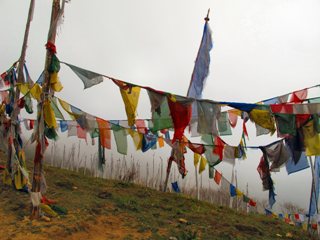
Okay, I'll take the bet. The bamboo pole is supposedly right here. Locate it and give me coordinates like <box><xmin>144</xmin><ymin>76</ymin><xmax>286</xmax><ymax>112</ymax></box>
<box><xmin>30</xmin><ymin>0</ymin><xmax>61</xmax><ymax>219</ymax></box>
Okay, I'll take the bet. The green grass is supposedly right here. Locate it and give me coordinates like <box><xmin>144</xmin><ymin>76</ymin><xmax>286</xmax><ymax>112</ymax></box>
<box><xmin>0</xmin><ymin>163</ymin><xmax>315</xmax><ymax>240</ymax></box>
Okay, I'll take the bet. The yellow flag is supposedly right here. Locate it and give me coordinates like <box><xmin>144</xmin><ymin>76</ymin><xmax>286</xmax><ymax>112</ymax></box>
<box><xmin>14</xmin><ymin>167</ymin><xmax>23</xmax><ymax>190</ymax></box>
<box><xmin>43</xmin><ymin>100</ymin><xmax>57</xmax><ymax>129</ymax></box>
<box><xmin>303</xmin><ymin>120</ymin><xmax>320</xmax><ymax>156</ymax></box>
<box><xmin>3</xmin><ymin>169</ymin><xmax>12</xmax><ymax>185</ymax></box>
<box><xmin>194</xmin><ymin>153</ymin><xmax>201</xmax><ymax>166</ymax></box>
<box><xmin>50</xmin><ymin>72</ymin><xmax>63</xmax><ymax>92</ymax></box>
<box><xmin>128</xmin><ymin>129</ymin><xmax>143</xmax><ymax>150</ymax></box>
<box><xmin>30</xmin><ymin>83</ymin><xmax>42</xmax><ymax>101</ymax></box>
<box><xmin>199</xmin><ymin>155</ymin><xmax>207</xmax><ymax>174</ymax></box>
<box><xmin>120</xmin><ymin>86</ymin><xmax>141</xmax><ymax>127</ymax></box>
<box><xmin>236</xmin><ymin>189</ymin><xmax>243</xmax><ymax>197</ymax></box>
<box><xmin>249</xmin><ymin>109</ymin><xmax>276</xmax><ymax>134</ymax></box>
<box><xmin>58</xmin><ymin>98</ymin><xmax>79</xmax><ymax>120</ymax></box>
<box><xmin>17</xmin><ymin>83</ymin><xmax>30</xmax><ymax>95</ymax></box>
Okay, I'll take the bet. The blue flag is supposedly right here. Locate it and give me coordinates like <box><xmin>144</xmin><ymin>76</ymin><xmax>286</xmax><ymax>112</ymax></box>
<box><xmin>171</xmin><ymin>181</ymin><xmax>181</xmax><ymax>193</ymax></box>
<box><xmin>187</xmin><ymin>21</ymin><xmax>213</xmax><ymax>99</ymax></box>
<box><xmin>230</xmin><ymin>184</ymin><xmax>237</xmax><ymax>197</ymax></box>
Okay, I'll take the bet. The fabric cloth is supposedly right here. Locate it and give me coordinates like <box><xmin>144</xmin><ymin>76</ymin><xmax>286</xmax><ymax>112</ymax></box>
<box><xmin>303</xmin><ymin>120</ymin><xmax>320</xmax><ymax>156</ymax></box>
<box><xmin>290</xmin><ymin>89</ymin><xmax>308</xmax><ymax>103</ymax></box>
<box><xmin>274</xmin><ymin>113</ymin><xmax>296</xmax><ymax>136</ymax></box>
<box><xmin>60</xmin><ymin>120</ymin><xmax>68</xmax><ymax>132</ymax></box>
<box><xmin>169</xmin><ymin>141</ymin><xmax>187</xmax><ymax>178</ymax></box>
<box><xmin>171</xmin><ymin>181</ymin><xmax>181</xmax><ymax>193</ymax></box>
<box><xmin>96</xmin><ymin>117</ymin><xmax>111</xmax><ymax>149</ymax></box>
<box><xmin>199</xmin><ymin>155</ymin><xmax>207</xmax><ymax>174</ymax></box>
<box><xmin>214</xmin><ymin>170</ymin><xmax>222</xmax><ymax>185</ymax></box>
<box><xmin>111</xmin><ymin>124</ymin><xmax>128</xmax><ymax>155</ymax></box>
<box><xmin>230</xmin><ymin>184</ymin><xmax>237</xmax><ymax>197</ymax></box>
<box><xmin>147</xmin><ymin>90</ymin><xmax>173</xmax><ymax>132</ymax></box>
<box><xmin>119</xmin><ymin>85</ymin><xmax>141</xmax><ymax>127</ymax></box>
<box><xmin>187</xmin><ymin>21</ymin><xmax>213</xmax><ymax>99</ymax></box>
<box><xmin>194</xmin><ymin>153</ymin><xmax>201</xmax><ymax>166</ymax></box>
<box><xmin>264</xmin><ymin>141</ymin><xmax>290</xmax><ymax>172</ymax></box>
<box><xmin>168</xmin><ymin>96</ymin><xmax>192</xmax><ymax>142</ymax></box>
<box><xmin>128</xmin><ymin>129</ymin><xmax>143</xmax><ymax>150</ymax></box>
<box><xmin>217</xmin><ymin>112</ymin><xmax>232</xmax><ymax>136</ymax></box>
<box><xmin>43</xmin><ymin>100</ymin><xmax>57</xmax><ymax>129</ymax></box>
<box><xmin>197</xmin><ymin>100</ymin><xmax>220</xmax><ymax>136</ymax></box>
<box><xmin>142</xmin><ymin>132</ymin><xmax>157</xmax><ymax>152</ymax></box>
<box><xmin>228</xmin><ymin>110</ymin><xmax>239</xmax><ymax>128</ymax></box>
<box><xmin>64</xmin><ymin>63</ymin><xmax>104</xmax><ymax>89</ymax></box>
<box><xmin>249</xmin><ymin>109</ymin><xmax>276</xmax><ymax>134</ymax></box>
<box><xmin>285</xmin><ymin>150</ymin><xmax>309</xmax><ymax>175</ymax></box>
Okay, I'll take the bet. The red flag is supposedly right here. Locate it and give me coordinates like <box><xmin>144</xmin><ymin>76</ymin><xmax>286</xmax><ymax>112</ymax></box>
<box><xmin>167</xmin><ymin>97</ymin><xmax>192</xmax><ymax>143</ymax></box>
<box><xmin>213</xmin><ymin>136</ymin><xmax>225</xmax><ymax>160</ymax></box>
<box><xmin>249</xmin><ymin>199</ymin><xmax>256</xmax><ymax>207</ymax></box>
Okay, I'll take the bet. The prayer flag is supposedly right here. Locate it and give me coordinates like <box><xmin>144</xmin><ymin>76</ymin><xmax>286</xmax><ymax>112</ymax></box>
<box><xmin>230</xmin><ymin>184</ymin><xmax>237</xmax><ymax>197</ymax></box>
<box><xmin>187</xmin><ymin>21</ymin><xmax>213</xmax><ymax>99</ymax></box>
<box><xmin>199</xmin><ymin>155</ymin><xmax>207</xmax><ymax>174</ymax></box>
<box><xmin>64</xmin><ymin>63</ymin><xmax>104</xmax><ymax>89</ymax></box>
<box><xmin>96</xmin><ymin>117</ymin><xmax>111</xmax><ymax>149</ymax></box>
<box><xmin>214</xmin><ymin>170</ymin><xmax>222</xmax><ymax>185</ymax></box>
<box><xmin>171</xmin><ymin>181</ymin><xmax>181</xmax><ymax>193</ymax></box>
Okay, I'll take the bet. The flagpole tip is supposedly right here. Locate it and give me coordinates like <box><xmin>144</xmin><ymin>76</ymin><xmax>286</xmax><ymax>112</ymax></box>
<box><xmin>205</xmin><ymin>8</ymin><xmax>210</xmax><ymax>21</ymax></box>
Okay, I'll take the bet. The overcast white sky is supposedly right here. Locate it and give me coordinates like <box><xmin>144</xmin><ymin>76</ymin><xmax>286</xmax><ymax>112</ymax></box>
<box><xmin>1</xmin><ymin>0</ymin><xmax>320</xmax><ymax>211</ymax></box>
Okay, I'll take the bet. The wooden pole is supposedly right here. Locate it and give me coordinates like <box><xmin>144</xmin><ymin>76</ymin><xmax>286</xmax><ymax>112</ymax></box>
<box><xmin>163</xmin><ymin>159</ymin><xmax>172</xmax><ymax>192</ymax></box>
<box><xmin>7</xmin><ymin>0</ymin><xmax>35</xmax><ymax>185</ymax></box>
<box><xmin>195</xmin><ymin>165</ymin><xmax>199</xmax><ymax>200</ymax></box>
<box><xmin>31</xmin><ymin>0</ymin><xmax>61</xmax><ymax>219</ymax></box>
<box><xmin>307</xmin><ymin>156</ymin><xmax>318</xmax><ymax>231</ymax></box>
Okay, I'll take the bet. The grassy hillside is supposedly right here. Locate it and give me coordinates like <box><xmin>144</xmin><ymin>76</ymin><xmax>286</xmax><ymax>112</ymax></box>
<box><xmin>0</xmin><ymin>154</ymin><xmax>314</xmax><ymax>240</ymax></box>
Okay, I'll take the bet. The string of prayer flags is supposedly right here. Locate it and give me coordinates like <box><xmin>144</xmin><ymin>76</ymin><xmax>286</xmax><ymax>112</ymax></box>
<box><xmin>64</xmin><ymin>62</ymin><xmax>104</xmax><ymax>89</ymax></box>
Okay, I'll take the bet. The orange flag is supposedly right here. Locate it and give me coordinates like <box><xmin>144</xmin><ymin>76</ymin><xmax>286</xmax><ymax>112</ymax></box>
<box><xmin>214</xmin><ymin>170</ymin><xmax>222</xmax><ymax>185</ymax></box>
<box><xmin>96</xmin><ymin>117</ymin><xmax>111</xmax><ymax>149</ymax></box>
